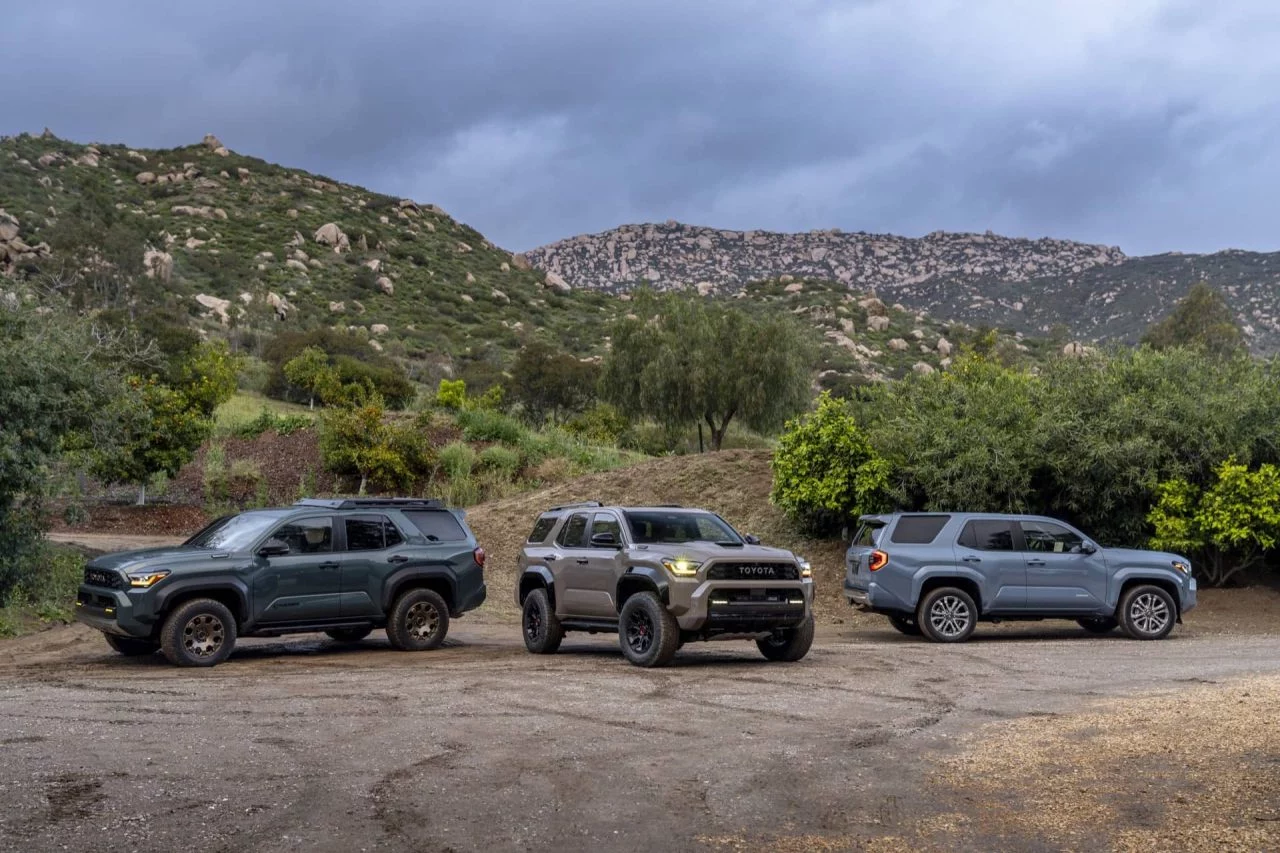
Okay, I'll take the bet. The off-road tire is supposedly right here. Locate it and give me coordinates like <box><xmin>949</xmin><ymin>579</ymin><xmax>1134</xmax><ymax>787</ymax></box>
<box><xmin>618</xmin><ymin>591</ymin><xmax>679</xmax><ymax>668</ymax></box>
<box><xmin>521</xmin><ymin>588</ymin><xmax>563</xmax><ymax>654</ymax></box>
<box><xmin>888</xmin><ymin>614</ymin><xmax>922</xmax><ymax>636</ymax></box>
<box><xmin>386</xmin><ymin>588</ymin><xmax>450</xmax><ymax>651</ymax></box>
<box><xmin>159</xmin><ymin>598</ymin><xmax>237</xmax><ymax>667</ymax></box>
<box><xmin>1118</xmin><ymin>585</ymin><xmax>1177</xmax><ymax>641</ymax></box>
<box><xmin>757</xmin><ymin>615</ymin><xmax>815</xmax><ymax>662</ymax></box>
<box><xmin>917</xmin><ymin>587</ymin><xmax>977</xmax><ymax>643</ymax></box>
<box><xmin>105</xmin><ymin>634</ymin><xmax>160</xmax><ymax>657</ymax></box>
<box><xmin>325</xmin><ymin>627</ymin><xmax>374</xmax><ymax>643</ymax></box>
<box><xmin>1077</xmin><ymin>617</ymin><xmax>1119</xmax><ymax>635</ymax></box>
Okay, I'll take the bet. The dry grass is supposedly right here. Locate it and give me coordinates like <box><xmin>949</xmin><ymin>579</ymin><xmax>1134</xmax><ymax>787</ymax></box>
<box><xmin>926</xmin><ymin>676</ymin><xmax>1280</xmax><ymax>851</ymax></box>
<box><xmin>464</xmin><ymin>449</ymin><xmax>848</xmax><ymax>621</ymax></box>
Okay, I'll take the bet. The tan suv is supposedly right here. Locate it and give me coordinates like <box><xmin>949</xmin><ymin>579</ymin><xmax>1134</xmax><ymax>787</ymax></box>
<box><xmin>516</xmin><ymin>502</ymin><xmax>815</xmax><ymax>667</ymax></box>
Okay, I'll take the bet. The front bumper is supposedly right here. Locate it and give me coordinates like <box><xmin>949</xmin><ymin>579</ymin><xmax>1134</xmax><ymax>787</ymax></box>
<box><xmin>73</xmin><ymin>585</ymin><xmax>155</xmax><ymax>638</ymax></box>
<box><xmin>1181</xmin><ymin>576</ymin><xmax>1198</xmax><ymax>614</ymax></box>
<box><xmin>673</xmin><ymin>578</ymin><xmax>813</xmax><ymax>632</ymax></box>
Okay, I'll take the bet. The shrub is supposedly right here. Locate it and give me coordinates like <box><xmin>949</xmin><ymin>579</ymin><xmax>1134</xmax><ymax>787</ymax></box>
<box><xmin>565</xmin><ymin>403</ymin><xmax>632</xmax><ymax>445</ymax></box>
<box><xmin>436</xmin><ymin>378</ymin><xmax>467</xmax><ymax>411</ymax></box>
<box><xmin>439</xmin><ymin>441</ymin><xmax>476</xmax><ymax>480</ymax></box>
<box><xmin>479</xmin><ymin>445</ymin><xmax>521</xmax><ymax>478</ymax></box>
<box><xmin>458</xmin><ymin>408</ymin><xmax>525</xmax><ymax>444</ymax></box>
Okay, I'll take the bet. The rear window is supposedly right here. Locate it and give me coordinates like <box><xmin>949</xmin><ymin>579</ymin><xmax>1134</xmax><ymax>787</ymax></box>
<box><xmin>402</xmin><ymin>510</ymin><xmax>468</xmax><ymax>542</ymax></box>
<box><xmin>527</xmin><ymin>514</ymin><xmax>558</xmax><ymax>544</ymax></box>
<box><xmin>890</xmin><ymin>515</ymin><xmax>950</xmax><ymax>545</ymax></box>
<box><xmin>852</xmin><ymin>523</ymin><xmax>882</xmax><ymax>547</ymax></box>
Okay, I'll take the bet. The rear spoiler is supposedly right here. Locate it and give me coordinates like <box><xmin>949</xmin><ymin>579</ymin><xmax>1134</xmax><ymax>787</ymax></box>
<box><xmin>857</xmin><ymin>515</ymin><xmax>892</xmax><ymax>525</ymax></box>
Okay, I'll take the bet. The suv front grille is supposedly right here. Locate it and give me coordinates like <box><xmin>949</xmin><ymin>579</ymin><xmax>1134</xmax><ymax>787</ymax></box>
<box><xmin>83</xmin><ymin>568</ymin><xmax>123</xmax><ymax>589</ymax></box>
<box><xmin>706</xmin><ymin>562</ymin><xmax>799</xmax><ymax>581</ymax></box>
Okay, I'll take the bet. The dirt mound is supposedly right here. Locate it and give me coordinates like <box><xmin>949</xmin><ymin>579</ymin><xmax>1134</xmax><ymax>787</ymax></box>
<box><xmin>465</xmin><ymin>449</ymin><xmax>851</xmax><ymax>622</ymax></box>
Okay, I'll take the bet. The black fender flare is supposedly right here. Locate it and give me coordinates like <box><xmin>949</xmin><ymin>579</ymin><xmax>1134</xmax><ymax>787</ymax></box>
<box><xmin>616</xmin><ymin>566</ymin><xmax>670</xmax><ymax>612</ymax></box>
<box><xmin>382</xmin><ymin>567</ymin><xmax>458</xmax><ymax>612</ymax></box>
<box><xmin>154</xmin><ymin>578</ymin><xmax>251</xmax><ymax>624</ymax></box>
<box><xmin>516</xmin><ymin>565</ymin><xmax>557</xmax><ymax>609</ymax></box>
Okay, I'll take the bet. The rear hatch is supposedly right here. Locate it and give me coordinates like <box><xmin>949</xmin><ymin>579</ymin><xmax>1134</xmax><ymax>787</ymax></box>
<box><xmin>845</xmin><ymin>515</ymin><xmax>889</xmax><ymax>590</ymax></box>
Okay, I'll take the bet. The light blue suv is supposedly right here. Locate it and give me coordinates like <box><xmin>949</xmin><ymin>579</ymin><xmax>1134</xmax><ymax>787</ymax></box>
<box><xmin>844</xmin><ymin>513</ymin><xmax>1197</xmax><ymax>642</ymax></box>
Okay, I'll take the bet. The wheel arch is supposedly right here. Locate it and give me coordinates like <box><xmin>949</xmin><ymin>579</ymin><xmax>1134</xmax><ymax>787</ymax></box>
<box><xmin>517</xmin><ymin>566</ymin><xmax>557</xmax><ymax>611</ymax></box>
<box><xmin>616</xmin><ymin>566</ymin><xmax>669</xmax><ymax>613</ymax></box>
<box><xmin>1116</xmin><ymin>575</ymin><xmax>1182</xmax><ymax>617</ymax></box>
<box><xmin>915</xmin><ymin>573</ymin><xmax>984</xmax><ymax>613</ymax></box>
<box><xmin>155</xmin><ymin>580</ymin><xmax>250</xmax><ymax>628</ymax></box>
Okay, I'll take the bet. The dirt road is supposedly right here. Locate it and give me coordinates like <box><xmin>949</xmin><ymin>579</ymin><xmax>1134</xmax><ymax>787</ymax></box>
<box><xmin>1</xmin><ymin>622</ymin><xmax>1277</xmax><ymax>852</ymax></box>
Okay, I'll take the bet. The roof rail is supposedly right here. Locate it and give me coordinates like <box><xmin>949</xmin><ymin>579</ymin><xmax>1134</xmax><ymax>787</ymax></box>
<box><xmin>654</xmin><ymin>504</ymin><xmax>684</xmax><ymax>508</ymax></box>
<box><xmin>546</xmin><ymin>501</ymin><xmax>603</xmax><ymax>512</ymax></box>
<box><xmin>294</xmin><ymin>498</ymin><xmax>446</xmax><ymax>510</ymax></box>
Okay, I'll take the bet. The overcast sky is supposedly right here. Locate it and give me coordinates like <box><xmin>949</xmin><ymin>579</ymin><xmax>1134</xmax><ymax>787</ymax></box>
<box><xmin>4</xmin><ymin>1</ymin><xmax>1279</xmax><ymax>255</ymax></box>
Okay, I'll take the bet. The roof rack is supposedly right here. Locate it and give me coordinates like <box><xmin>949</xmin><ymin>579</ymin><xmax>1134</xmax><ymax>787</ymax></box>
<box><xmin>654</xmin><ymin>504</ymin><xmax>684</xmax><ymax>508</ymax></box>
<box><xmin>546</xmin><ymin>501</ymin><xmax>603</xmax><ymax>512</ymax></box>
<box><xmin>294</xmin><ymin>498</ymin><xmax>446</xmax><ymax>510</ymax></box>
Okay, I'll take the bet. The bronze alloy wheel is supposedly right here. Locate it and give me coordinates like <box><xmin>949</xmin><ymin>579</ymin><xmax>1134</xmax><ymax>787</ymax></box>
<box><xmin>406</xmin><ymin>600</ymin><xmax>440</xmax><ymax>641</ymax></box>
<box><xmin>182</xmin><ymin>613</ymin><xmax>226</xmax><ymax>658</ymax></box>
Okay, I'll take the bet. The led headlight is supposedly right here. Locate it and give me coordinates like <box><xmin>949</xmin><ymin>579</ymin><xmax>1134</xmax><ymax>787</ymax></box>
<box><xmin>797</xmin><ymin>558</ymin><xmax>813</xmax><ymax>579</ymax></box>
<box><xmin>1172</xmin><ymin>561</ymin><xmax>1190</xmax><ymax>575</ymax></box>
<box><xmin>127</xmin><ymin>570</ymin><xmax>171</xmax><ymax>588</ymax></box>
<box><xmin>660</xmin><ymin>558</ymin><xmax>702</xmax><ymax>577</ymax></box>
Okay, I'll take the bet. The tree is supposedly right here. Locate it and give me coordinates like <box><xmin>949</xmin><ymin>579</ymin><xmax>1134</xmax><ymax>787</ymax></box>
<box><xmin>1</xmin><ymin>291</ymin><xmax>136</xmax><ymax>596</ymax></box>
<box><xmin>318</xmin><ymin>397</ymin><xmax>412</xmax><ymax>495</ymax></box>
<box><xmin>510</xmin><ymin>342</ymin><xmax>600</xmax><ymax>424</ymax></box>
<box><xmin>284</xmin><ymin>346</ymin><xmax>340</xmax><ymax>409</ymax></box>
<box><xmin>770</xmin><ymin>393</ymin><xmax>890</xmax><ymax>533</ymax></box>
<box><xmin>1149</xmin><ymin>459</ymin><xmax>1280</xmax><ymax>585</ymax></box>
<box><xmin>601</xmin><ymin>293</ymin><xmax>813</xmax><ymax>450</ymax></box>
<box><xmin>1141</xmin><ymin>282</ymin><xmax>1246</xmax><ymax>358</ymax></box>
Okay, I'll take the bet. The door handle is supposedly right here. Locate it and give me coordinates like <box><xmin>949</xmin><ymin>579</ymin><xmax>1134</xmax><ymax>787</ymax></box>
<box><xmin>319</xmin><ymin>561</ymin><xmax>340</xmax><ymax>570</ymax></box>
<box><xmin>1027</xmin><ymin>560</ymin><xmax>1046</xmax><ymax>567</ymax></box>
<box><xmin>962</xmin><ymin>556</ymin><xmax>981</xmax><ymax>563</ymax></box>
<box><xmin>387</xmin><ymin>555</ymin><xmax>410</xmax><ymax>564</ymax></box>
<box><xmin>575</xmin><ymin>558</ymin><xmax>589</xmax><ymax>565</ymax></box>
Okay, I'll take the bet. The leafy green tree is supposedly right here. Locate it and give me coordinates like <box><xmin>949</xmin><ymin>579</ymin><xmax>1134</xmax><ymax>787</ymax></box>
<box><xmin>770</xmin><ymin>393</ymin><xmax>890</xmax><ymax>533</ymax></box>
<box><xmin>284</xmin><ymin>346</ymin><xmax>341</xmax><ymax>409</ymax></box>
<box><xmin>170</xmin><ymin>340</ymin><xmax>240</xmax><ymax>418</ymax></box>
<box><xmin>1141</xmin><ymin>282</ymin><xmax>1246</xmax><ymax>358</ymax></box>
<box><xmin>264</xmin><ymin>329</ymin><xmax>414</xmax><ymax>408</ymax></box>
<box><xmin>1</xmin><ymin>293</ymin><xmax>135</xmax><ymax>596</ymax></box>
<box><xmin>436</xmin><ymin>379</ymin><xmax>468</xmax><ymax>410</ymax></box>
<box><xmin>1149</xmin><ymin>459</ymin><xmax>1280</xmax><ymax>585</ymax></box>
<box><xmin>510</xmin><ymin>342</ymin><xmax>600</xmax><ymax>424</ymax></box>
<box><xmin>318</xmin><ymin>397</ymin><xmax>412</xmax><ymax>495</ymax></box>
<box><xmin>601</xmin><ymin>293</ymin><xmax>813</xmax><ymax>450</ymax></box>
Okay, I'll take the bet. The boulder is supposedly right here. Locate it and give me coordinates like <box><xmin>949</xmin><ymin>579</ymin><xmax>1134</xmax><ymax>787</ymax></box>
<box><xmin>313</xmin><ymin>222</ymin><xmax>350</xmax><ymax>253</ymax></box>
<box><xmin>377</xmin><ymin>276</ymin><xmax>394</xmax><ymax>295</ymax></box>
<box><xmin>202</xmin><ymin>133</ymin><xmax>223</xmax><ymax>151</ymax></box>
<box><xmin>1063</xmin><ymin>341</ymin><xmax>1087</xmax><ymax>358</ymax></box>
<box><xmin>500</xmin><ymin>262</ymin><xmax>510</xmax><ymax>273</ymax></box>
<box><xmin>867</xmin><ymin>315</ymin><xmax>891</xmax><ymax>332</ymax></box>
<box><xmin>195</xmin><ymin>293</ymin><xmax>231</xmax><ymax>324</ymax></box>
<box><xmin>363</xmin><ymin>258</ymin><xmax>381</xmax><ymax>272</ymax></box>
<box><xmin>236</xmin><ymin>167</ymin><xmax>251</xmax><ymax>180</ymax></box>
<box><xmin>887</xmin><ymin>338</ymin><xmax>909</xmax><ymax>351</ymax></box>
<box><xmin>465</xmin><ymin>271</ymin><xmax>476</xmax><ymax>284</ymax></box>
<box><xmin>859</xmin><ymin>296</ymin><xmax>887</xmax><ymax>316</ymax></box>
<box><xmin>76</xmin><ymin>153</ymin><xmax>99</xmax><ymax>168</ymax></box>
<box><xmin>696</xmin><ymin>282</ymin><xmax>714</xmax><ymax>296</ymax></box>
<box><xmin>239</xmin><ymin>292</ymin><xmax>254</xmax><ymax>305</ymax></box>
<box><xmin>287</xmin><ymin>209</ymin><xmax>299</xmax><ymax>219</ymax></box>
<box><xmin>936</xmin><ymin>337</ymin><xmax>953</xmax><ymax>357</ymax></box>
<box><xmin>544</xmin><ymin>271</ymin><xmax>571</xmax><ymax>292</ymax></box>
<box><xmin>491</xmin><ymin>289</ymin><xmax>509</xmax><ymax>302</ymax></box>
<box><xmin>127</xmin><ymin>150</ymin><xmax>147</xmax><ymax>162</ymax></box>
<box><xmin>142</xmin><ymin>249</ymin><xmax>174</xmax><ymax>282</ymax></box>
<box><xmin>456</xmin><ymin>241</ymin><xmax>473</xmax><ymax>253</ymax></box>
<box><xmin>36</xmin><ymin>152</ymin><xmax>61</xmax><ymax>168</ymax></box>
<box><xmin>368</xmin><ymin>339</ymin><xmax>384</xmax><ymax>352</ymax></box>
<box><xmin>461</xmin><ymin>294</ymin><xmax>474</xmax><ymax>303</ymax></box>
<box><xmin>286</xmin><ymin>259</ymin><xmax>309</xmax><ymax>274</ymax></box>
<box><xmin>171</xmin><ymin>205</ymin><xmax>213</xmax><ymax>219</ymax></box>
<box><xmin>779</xmin><ymin>274</ymin><xmax>794</xmax><ymax>283</ymax></box>
<box><xmin>213</xmin><ymin>147</ymin><xmax>230</xmax><ymax>157</ymax></box>
<box><xmin>329</xmin><ymin>301</ymin><xmax>346</xmax><ymax>314</ymax></box>
<box><xmin>266</xmin><ymin>292</ymin><xmax>293</xmax><ymax>320</ymax></box>
<box><xmin>910</xmin><ymin>329</ymin><xmax>925</xmax><ymax>340</ymax></box>
<box><xmin>784</xmin><ymin>282</ymin><xmax>804</xmax><ymax>294</ymax></box>
<box><xmin>511</xmin><ymin>253</ymin><xmax>531</xmax><ymax>270</ymax></box>
<box><xmin>912</xmin><ymin>362</ymin><xmax>935</xmax><ymax>376</ymax></box>
<box><xmin>370</xmin><ymin>323</ymin><xmax>389</xmax><ymax>336</ymax></box>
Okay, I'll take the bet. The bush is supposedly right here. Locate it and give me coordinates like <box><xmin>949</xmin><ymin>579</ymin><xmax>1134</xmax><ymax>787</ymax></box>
<box><xmin>479</xmin><ymin>445</ymin><xmax>521</xmax><ymax>478</ymax></box>
<box><xmin>439</xmin><ymin>441</ymin><xmax>476</xmax><ymax>480</ymax></box>
<box><xmin>565</xmin><ymin>403</ymin><xmax>632</xmax><ymax>445</ymax></box>
<box><xmin>0</xmin><ymin>544</ymin><xmax>83</xmax><ymax>630</ymax></box>
<box><xmin>232</xmin><ymin>408</ymin><xmax>313</xmax><ymax>439</ymax></box>
<box><xmin>436</xmin><ymin>378</ymin><xmax>467</xmax><ymax>411</ymax></box>
<box><xmin>457</xmin><ymin>408</ymin><xmax>525</xmax><ymax>444</ymax></box>
<box><xmin>771</xmin><ymin>392</ymin><xmax>890</xmax><ymax>534</ymax></box>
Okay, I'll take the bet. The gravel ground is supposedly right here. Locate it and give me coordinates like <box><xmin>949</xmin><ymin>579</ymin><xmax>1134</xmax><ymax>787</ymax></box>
<box><xmin>1</xmin><ymin>622</ymin><xmax>1278</xmax><ymax>852</ymax></box>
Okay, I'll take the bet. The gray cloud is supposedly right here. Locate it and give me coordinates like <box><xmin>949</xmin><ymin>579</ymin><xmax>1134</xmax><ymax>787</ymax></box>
<box><xmin>4</xmin><ymin>0</ymin><xmax>1279</xmax><ymax>255</ymax></box>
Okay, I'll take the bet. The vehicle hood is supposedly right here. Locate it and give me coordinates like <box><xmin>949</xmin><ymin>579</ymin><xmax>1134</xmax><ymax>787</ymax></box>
<box><xmin>87</xmin><ymin>546</ymin><xmax>222</xmax><ymax>572</ymax></box>
<box><xmin>636</xmin><ymin>542</ymin><xmax>799</xmax><ymax>563</ymax></box>
<box><xmin>1100</xmin><ymin>547</ymin><xmax>1190</xmax><ymax>569</ymax></box>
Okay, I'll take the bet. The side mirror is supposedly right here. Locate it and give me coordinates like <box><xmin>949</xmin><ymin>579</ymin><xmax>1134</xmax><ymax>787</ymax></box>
<box><xmin>744</xmin><ymin>534</ymin><xmax>761</xmax><ymax>545</ymax></box>
<box><xmin>589</xmin><ymin>532</ymin><xmax>619</xmax><ymax>548</ymax></box>
<box><xmin>257</xmin><ymin>538</ymin><xmax>290</xmax><ymax>558</ymax></box>
<box><xmin>1079</xmin><ymin>541</ymin><xmax>1097</xmax><ymax>555</ymax></box>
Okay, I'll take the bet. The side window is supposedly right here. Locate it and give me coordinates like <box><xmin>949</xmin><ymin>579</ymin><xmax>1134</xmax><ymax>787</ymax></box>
<box><xmin>960</xmin><ymin>520</ymin><xmax>1014</xmax><ymax>552</ymax></box>
<box><xmin>403</xmin><ymin>510</ymin><xmax>468</xmax><ymax>542</ymax></box>
<box><xmin>557</xmin><ymin>513</ymin><xmax>589</xmax><ymax>547</ymax></box>
<box><xmin>590</xmin><ymin>512</ymin><xmax>622</xmax><ymax>544</ymax></box>
<box><xmin>346</xmin><ymin>517</ymin><xmax>387</xmax><ymax>552</ymax></box>
<box><xmin>852</xmin><ymin>524</ymin><xmax>882</xmax><ymax>547</ymax></box>
<box><xmin>890</xmin><ymin>515</ymin><xmax>950</xmax><ymax>545</ymax></box>
<box><xmin>1020</xmin><ymin>520</ymin><xmax>1083</xmax><ymax>553</ymax></box>
<box><xmin>383</xmin><ymin>519</ymin><xmax>405</xmax><ymax>549</ymax></box>
<box><xmin>527</xmin><ymin>515</ymin><xmax>558</xmax><ymax>544</ymax></box>
<box><xmin>272</xmin><ymin>517</ymin><xmax>333</xmax><ymax>554</ymax></box>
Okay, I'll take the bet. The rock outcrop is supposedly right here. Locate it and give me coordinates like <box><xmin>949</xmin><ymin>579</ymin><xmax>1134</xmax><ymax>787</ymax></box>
<box><xmin>314</xmin><ymin>223</ymin><xmax>350</xmax><ymax>253</ymax></box>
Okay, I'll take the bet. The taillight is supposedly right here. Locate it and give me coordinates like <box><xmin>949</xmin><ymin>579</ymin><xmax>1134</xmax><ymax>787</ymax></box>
<box><xmin>473</xmin><ymin>547</ymin><xmax>486</xmax><ymax>567</ymax></box>
<box><xmin>868</xmin><ymin>550</ymin><xmax>888</xmax><ymax>571</ymax></box>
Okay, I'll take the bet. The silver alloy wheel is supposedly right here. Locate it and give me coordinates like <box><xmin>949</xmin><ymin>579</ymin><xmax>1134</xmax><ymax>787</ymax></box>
<box><xmin>928</xmin><ymin>595</ymin><xmax>971</xmax><ymax>639</ymax></box>
<box><xmin>406</xmin><ymin>601</ymin><xmax>440</xmax><ymax>641</ymax></box>
<box><xmin>1129</xmin><ymin>592</ymin><xmax>1171</xmax><ymax>635</ymax></box>
<box><xmin>183</xmin><ymin>614</ymin><xmax>225</xmax><ymax>657</ymax></box>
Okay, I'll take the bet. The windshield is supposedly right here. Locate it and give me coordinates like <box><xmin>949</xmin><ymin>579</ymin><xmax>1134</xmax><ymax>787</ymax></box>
<box><xmin>624</xmin><ymin>511</ymin><xmax>743</xmax><ymax>545</ymax></box>
<box><xmin>184</xmin><ymin>511</ymin><xmax>289</xmax><ymax>551</ymax></box>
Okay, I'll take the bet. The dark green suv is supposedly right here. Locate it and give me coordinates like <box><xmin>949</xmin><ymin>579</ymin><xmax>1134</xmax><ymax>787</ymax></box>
<box><xmin>74</xmin><ymin>498</ymin><xmax>487</xmax><ymax>667</ymax></box>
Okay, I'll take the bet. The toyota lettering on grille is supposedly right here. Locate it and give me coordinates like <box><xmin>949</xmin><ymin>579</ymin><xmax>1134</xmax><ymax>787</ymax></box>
<box><xmin>739</xmin><ymin>565</ymin><xmax>778</xmax><ymax>577</ymax></box>
<box><xmin>86</xmin><ymin>569</ymin><xmax>115</xmax><ymax>587</ymax></box>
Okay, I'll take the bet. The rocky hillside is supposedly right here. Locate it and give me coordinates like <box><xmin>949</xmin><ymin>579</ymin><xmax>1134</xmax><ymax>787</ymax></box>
<box><xmin>525</xmin><ymin>222</ymin><xmax>1280</xmax><ymax>352</ymax></box>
